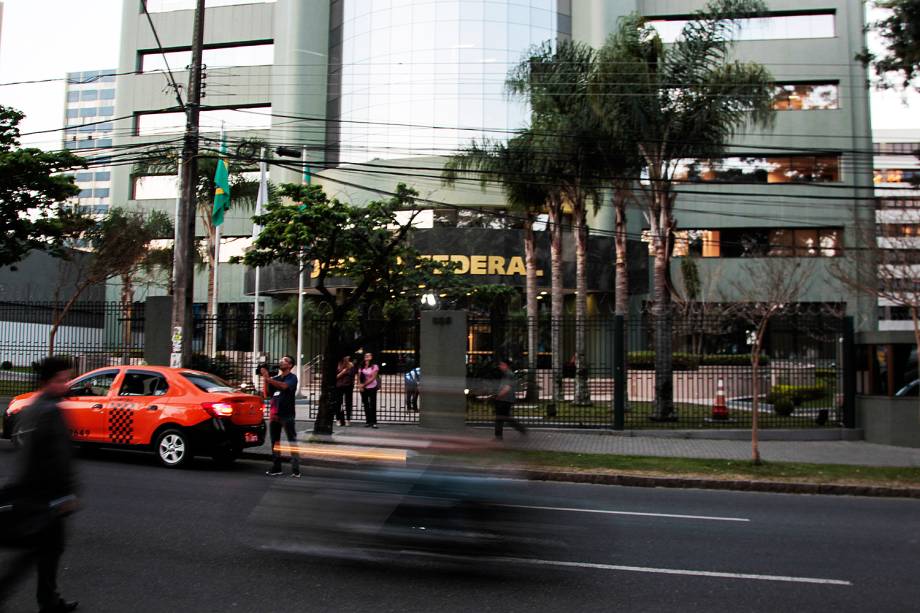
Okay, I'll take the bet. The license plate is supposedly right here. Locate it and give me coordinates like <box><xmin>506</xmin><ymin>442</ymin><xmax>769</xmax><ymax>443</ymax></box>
<box><xmin>244</xmin><ymin>432</ymin><xmax>259</xmax><ymax>443</ymax></box>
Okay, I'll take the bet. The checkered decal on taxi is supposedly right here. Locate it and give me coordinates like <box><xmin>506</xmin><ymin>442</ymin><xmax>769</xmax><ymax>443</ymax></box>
<box><xmin>108</xmin><ymin>403</ymin><xmax>135</xmax><ymax>444</ymax></box>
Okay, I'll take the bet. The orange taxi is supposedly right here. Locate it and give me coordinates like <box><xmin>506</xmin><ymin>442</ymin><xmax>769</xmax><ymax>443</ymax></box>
<box><xmin>3</xmin><ymin>366</ymin><xmax>265</xmax><ymax>468</ymax></box>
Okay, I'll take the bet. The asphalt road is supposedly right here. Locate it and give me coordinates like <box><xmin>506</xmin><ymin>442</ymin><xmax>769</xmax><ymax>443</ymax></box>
<box><xmin>1</xmin><ymin>443</ymin><xmax>918</xmax><ymax>613</ymax></box>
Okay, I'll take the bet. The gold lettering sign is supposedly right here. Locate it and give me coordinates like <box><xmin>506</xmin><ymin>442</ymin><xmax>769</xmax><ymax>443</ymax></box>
<box><xmin>470</xmin><ymin>255</ymin><xmax>487</xmax><ymax>275</ymax></box>
<box><xmin>419</xmin><ymin>255</ymin><xmax>542</xmax><ymax>276</ymax></box>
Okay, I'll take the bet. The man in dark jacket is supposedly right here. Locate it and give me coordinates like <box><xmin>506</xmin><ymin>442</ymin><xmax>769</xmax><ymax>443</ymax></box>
<box><xmin>0</xmin><ymin>356</ymin><xmax>79</xmax><ymax>613</ymax></box>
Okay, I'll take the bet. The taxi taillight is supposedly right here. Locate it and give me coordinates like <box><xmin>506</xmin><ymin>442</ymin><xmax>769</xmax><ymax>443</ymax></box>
<box><xmin>202</xmin><ymin>402</ymin><xmax>234</xmax><ymax>418</ymax></box>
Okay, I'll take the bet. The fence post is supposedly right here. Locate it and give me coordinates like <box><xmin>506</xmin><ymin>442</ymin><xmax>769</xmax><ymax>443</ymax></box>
<box><xmin>842</xmin><ymin>316</ymin><xmax>856</xmax><ymax>428</ymax></box>
<box><xmin>613</xmin><ymin>314</ymin><xmax>626</xmax><ymax>430</ymax></box>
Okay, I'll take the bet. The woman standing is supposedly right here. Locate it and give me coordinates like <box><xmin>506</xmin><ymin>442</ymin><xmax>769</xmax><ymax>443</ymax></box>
<box><xmin>358</xmin><ymin>351</ymin><xmax>380</xmax><ymax>428</ymax></box>
<box><xmin>334</xmin><ymin>355</ymin><xmax>355</xmax><ymax>427</ymax></box>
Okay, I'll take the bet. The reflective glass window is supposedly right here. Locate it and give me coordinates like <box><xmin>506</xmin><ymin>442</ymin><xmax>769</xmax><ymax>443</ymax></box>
<box><xmin>133</xmin><ymin>175</ymin><xmax>178</xmax><ymax>200</ymax></box>
<box><xmin>136</xmin><ymin>106</ymin><xmax>272</xmax><ymax>135</ymax></box>
<box><xmin>81</xmin><ymin>90</ymin><xmax>98</xmax><ymax>102</ymax></box>
<box><xmin>98</xmin><ymin>107</ymin><xmax>115</xmax><ymax>117</ymax></box>
<box><xmin>647</xmin><ymin>13</ymin><xmax>835</xmax><ymax>43</ymax></box>
<box><xmin>67</xmin><ymin>91</ymin><xmax>80</xmax><ymax>102</ymax></box>
<box><xmin>774</xmin><ymin>83</ymin><xmax>839</xmax><ymax>110</ymax></box>
<box><xmin>100</xmin><ymin>89</ymin><xmax>116</xmax><ymax>100</ymax></box>
<box><xmin>141</xmin><ymin>43</ymin><xmax>273</xmax><ymax>73</ymax></box>
<box><xmin>95</xmin><ymin>171</ymin><xmax>111</xmax><ymax>181</ymax></box>
<box><xmin>676</xmin><ymin>155</ymin><xmax>841</xmax><ymax>183</ymax></box>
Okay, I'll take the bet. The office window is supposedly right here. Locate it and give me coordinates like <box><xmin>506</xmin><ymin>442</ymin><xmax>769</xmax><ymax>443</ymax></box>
<box><xmin>715</xmin><ymin>227</ymin><xmax>842</xmax><ymax>257</ymax></box>
<box><xmin>140</xmin><ymin>42</ymin><xmax>274</xmax><ymax>73</ymax></box>
<box><xmin>67</xmin><ymin>91</ymin><xmax>80</xmax><ymax>102</ymax></box>
<box><xmin>676</xmin><ymin>155</ymin><xmax>841</xmax><ymax>183</ymax></box>
<box><xmin>81</xmin><ymin>90</ymin><xmax>98</xmax><ymax>102</ymax></box>
<box><xmin>100</xmin><ymin>89</ymin><xmax>116</xmax><ymax>100</ymax></box>
<box><xmin>80</xmin><ymin>108</ymin><xmax>97</xmax><ymax>118</ymax></box>
<box><xmin>98</xmin><ymin>107</ymin><xmax>115</xmax><ymax>117</ymax></box>
<box><xmin>75</xmin><ymin>172</ymin><xmax>93</xmax><ymax>182</ymax></box>
<box><xmin>93</xmin><ymin>188</ymin><xmax>110</xmax><ymax>198</ymax></box>
<box><xmin>145</xmin><ymin>0</ymin><xmax>276</xmax><ymax>12</ymax></box>
<box><xmin>647</xmin><ymin>13</ymin><xmax>835</xmax><ymax>43</ymax></box>
<box><xmin>96</xmin><ymin>122</ymin><xmax>113</xmax><ymax>132</ymax></box>
<box><xmin>96</xmin><ymin>139</ymin><xmax>113</xmax><ymax>148</ymax></box>
<box><xmin>875</xmin><ymin>168</ymin><xmax>920</xmax><ymax>185</ymax></box>
<box><xmin>879</xmin><ymin>224</ymin><xmax>920</xmax><ymax>238</ymax></box>
<box><xmin>136</xmin><ymin>106</ymin><xmax>271</xmax><ymax>135</ymax></box>
<box><xmin>66</xmin><ymin>109</ymin><xmax>79</xmax><ymax>119</ymax></box>
<box><xmin>133</xmin><ymin>175</ymin><xmax>178</xmax><ymax>200</ymax></box>
<box><xmin>774</xmin><ymin>82</ymin><xmax>839</xmax><ymax>110</ymax></box>
<box><xmin>78</xmin><ymin>189</ymin><xmax>93</xmax><ymax>198</ymax></box>
<box><xmin>94</xmin><ymin>171</ymin><xmax>111</xmax><ymax>182</ymax></box>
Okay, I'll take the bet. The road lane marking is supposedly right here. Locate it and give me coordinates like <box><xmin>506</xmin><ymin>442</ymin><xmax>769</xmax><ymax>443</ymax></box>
<box><xmin>500</xmin><ymin>504</ymin><xmax>750</xmax><ymax>523</ymax></box>
<box><xmin>500</xmin><ymin>557</ymin><xmax>852</xmax><ymax>586</ymax></box>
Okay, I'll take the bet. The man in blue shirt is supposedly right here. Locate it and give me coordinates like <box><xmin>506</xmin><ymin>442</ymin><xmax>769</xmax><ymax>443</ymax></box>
<box><xmin>261</xmin><ymin>355</ymin><xmax>300</xmax><ymax>477</ymax></box>
<box><xmin>404</xmin><ymin>361</ymin><xmax>420</xmax><ymax>412</ymax></box>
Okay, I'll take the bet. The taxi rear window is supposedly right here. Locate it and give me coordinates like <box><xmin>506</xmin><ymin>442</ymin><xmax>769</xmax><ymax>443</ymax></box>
<box><xmin>181</xmin><ymin>372</ymin><xmax>235</xmax><ymax>393</ymax></box>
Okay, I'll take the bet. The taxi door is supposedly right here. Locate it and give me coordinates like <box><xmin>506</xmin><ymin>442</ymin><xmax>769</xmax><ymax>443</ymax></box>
<box><xmin>61</xmin><ymin>369</ymin><xmax>120</xmax><ymax>443</ymax></box>
<box><xmin>110</xmin><ymin>370</ymin><xmax>171</xmax><ymax>445</ymax></box>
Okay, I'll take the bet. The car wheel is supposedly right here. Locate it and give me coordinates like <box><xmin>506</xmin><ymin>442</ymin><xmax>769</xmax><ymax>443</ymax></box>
<box><xmin>155</xmin><ymin>428</ymin><xmax>191</xmax><ymax>468</ymax></box>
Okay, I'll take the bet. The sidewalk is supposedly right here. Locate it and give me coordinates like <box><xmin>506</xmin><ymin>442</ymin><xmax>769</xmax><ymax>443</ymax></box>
<box><xmin>253</xmin><ymin>420</ymin><xmax>920</xmax><ymax>468</ymax></box>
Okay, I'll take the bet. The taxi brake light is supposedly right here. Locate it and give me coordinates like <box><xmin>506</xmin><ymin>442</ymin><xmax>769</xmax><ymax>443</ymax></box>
<box><xmin>202</xmin><ymin>402</ymin><xmax>234</xmax><ymax>417</ymax></box>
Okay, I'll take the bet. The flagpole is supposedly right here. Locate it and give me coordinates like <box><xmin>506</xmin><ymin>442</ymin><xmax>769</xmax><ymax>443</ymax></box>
<box><xmin>210</xmin><ymin>122</ymin><xmax>225</xmax><ymax>358</ymax></box>
<box><xmin>295</xmin><ymin>146</ymin><xmax>307</xmax><ymax>397</ymax></box>
<box><xmin>252</xmin><ymin>147</ymin><xmax>266</xmax><ymax>373</ymax></box>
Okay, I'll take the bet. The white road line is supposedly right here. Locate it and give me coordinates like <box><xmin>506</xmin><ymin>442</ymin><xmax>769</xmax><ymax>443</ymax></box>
<box><xmin>500</xmin><ymin>557</ymin><xmax>853</xmax><ymax>586</ymax></box>
<box><xmin>500</xmin><ymin>504</ymin><xmax>750</xmax><ymax>523</ymax></box>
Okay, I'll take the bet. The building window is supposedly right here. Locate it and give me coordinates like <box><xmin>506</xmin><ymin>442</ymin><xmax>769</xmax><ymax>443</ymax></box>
<box><xmin>74</xmin><ymin>172</ymin><xmax>93</xmax><ymax>182</ymax></box>
<box><xmin>96</xmin><ymin>139</ymin><xmax>113</xmax><ymax>148</ymax></box>
<box><xmin>877</xmin><ymin>198</ymin><xmax>920</xmax><ymax>209</ymax></box>
<box><xmin>93</xmin><ymin>188</ymin><xmax>110</xmax><ymax>198</ymax></box>
<box><xmin>81</xmin><ymin>90</ymin><xmax>99</xmax><ymax>102</ymax></box>
<box><xmin>67</xmin><ymin>91</ymin><xmax>80</xmax><ymax>102</ymax></box>
<box><xmin>874</xmin><ymin>168</ymin><xmax>920</xmax><ymax>185</ymax></box>
<box><xmin>78</xmin><ymin>189</ymin><xmax>93</xmax><ymax>198</ymax></box>
<box><xmin>649</xmin><ymin>227</ymin><xmax>843</xmax><ymax>257</ymax></box>
<box><xmin>66</xmin><ymin>109</ymin><xmax>79</xmax><ymax>119</ymax></box>
<box><xmin>94</xmin><ymin>171</ymin><xmax>111</xmax><ymax>181</ymax></box>
<box><xmin>647</xmin><ymin>12</ymin><xmax>835</xmax><ymax>43</ymax></box>
<box><xmin>773</xmin><ymin>82</ymin><xmax>839</xmax><ymax>110</ymax></box>
<box><xmin>79</xmin><ymin>108</ymin><xmax>97</xmax><ymax>118</ymax></box>
<box><xmin>675</xmin><ymin>155</ymin><xmax>841</xmax><ymax>183</ymax></box>
<box><xmin>135</xmin><ymin>105</ymin><xmax>271</xmax><ymax>135</ymax></box>
<box><xmin>98</xmin><ymin>107</ymin><xmax>115</xmax><ymax>117</ymax></box>
<box><xmin>875</xmin><ymin>142</ymin><xmax>920</xmax><ymax>155</ymax></box>
<box><xmin>139</xmin><ymin>42</ymin><xmax>274</xmax><ymax>73</ymax></box>
<box><xmin>144</xmin><ymin>0</ymin><xmax>276</xmax><ymax>12</ymax></box>
<box><xmin>100</xmin><ymin>89</ymin><xmax>116</xmax><ymax>100</ymax></box>
<box><xmin>132</xmin><ymin>175</ymin><xmax>179</xmax><ymax>200</ymax></box>
<box><xmin>879</xmin><ymin>224</ymin><xmax>920</xmax><ymax>238</ymax></box>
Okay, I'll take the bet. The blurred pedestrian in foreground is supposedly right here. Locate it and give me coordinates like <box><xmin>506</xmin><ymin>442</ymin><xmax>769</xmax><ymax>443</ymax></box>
<box><xmin>334</xmin><ymin>355</ymin><xmax>356</xmax><ymax>427</ymax></box>
<box><xmin>262</xmin><ymin>355</ymin><xmax>300</xmax><ymax>477</ymax></box>
<box><xmin>0</xmin><ymin>356</ymin><xmax>80</xmax><ymax>613</ymax></box>
<box><xmin>404</xmin><ymin>360</ymin><xmax>420</xmax><ymax>413</ymax></box>
<box><xmin>493</xmin><ymin>358</ymin><xmax>526</xmax><ymax>441</ymax></box>
<box><xmin>358</xmin><ymin>352</ymin><xmax>379</xmax><ymax>428</ymax></box>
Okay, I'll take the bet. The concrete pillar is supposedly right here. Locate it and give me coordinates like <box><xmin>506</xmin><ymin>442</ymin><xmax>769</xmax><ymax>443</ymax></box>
<box><xmin>144</xmin><ymin>296</ymin><xmax>174</xmax><ymax>366</ymax></box>
<box><xmin>419</xmin><ymin>310</ymin><xmax>468</xmax><ymax>430</ymax></box>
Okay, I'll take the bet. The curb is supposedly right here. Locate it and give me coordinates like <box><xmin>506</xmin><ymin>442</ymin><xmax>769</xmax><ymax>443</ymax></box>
<box><xmin>241</xmin><ymin>449</ymin><xmax>920</xmax><ymax>500</ymax></box>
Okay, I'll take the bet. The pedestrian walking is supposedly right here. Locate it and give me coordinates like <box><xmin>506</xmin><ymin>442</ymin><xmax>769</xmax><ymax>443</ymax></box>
<box><xmin>334</xmin><ymin>355</ymin><xmax>356</xmax><ymax>427</ymax></box>
<box><xmin>493</xmin><ymin>357</ymin><xmax>526</xmax><ymax>440</ymax></box>
<box><xmin>262</xmin><ymin>355</ymin><xmax>300</xmax><ymax>477</ymax></box>
<box><xmin>404</xmin><ymin>361</ymin><xmax>420</xmax><ymax>412</ymax></box>
<box><xmin>0</xmin><ymin>356</ymin><xmax>80</xmax><ymax>613</ymax></box>
<box><xmin>358</xmin><ymin>352</ymin><xmax>380</xmax><ymax>428</ymax></box>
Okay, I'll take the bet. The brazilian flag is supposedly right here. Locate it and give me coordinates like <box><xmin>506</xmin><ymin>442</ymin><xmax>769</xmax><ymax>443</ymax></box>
<box><xmin>212</xmin><ymin>137</ymin><xmax>231</xmax><ymax>227</ymax></box>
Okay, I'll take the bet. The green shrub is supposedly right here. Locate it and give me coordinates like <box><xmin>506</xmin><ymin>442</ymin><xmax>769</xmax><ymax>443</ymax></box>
<box><xmin>1</xmin><ymin>361</ymin><xmax>11</xmax><ymax>370</ymax></box>
<box><xmin>627</xmin><ymin>352</ymin><xmax>699</xmax><ymax>371</ymax></box>
<box><xmin>771</xmin><ymin>396</ymin><xmax>795</xmax><ymax>417</ymax></box>
<box><xmin>700</xmin><ymin>354</ymin><xmax>770</xmax><ymax>366</ymax></box>
<box><xmin>766</xmin><ymin>383</ymin><xmax>827</xmax><ymax>406</ymax></box>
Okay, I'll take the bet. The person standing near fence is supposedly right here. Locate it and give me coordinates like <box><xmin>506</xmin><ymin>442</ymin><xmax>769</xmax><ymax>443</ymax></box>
<box><xmin>262</xmin><ymin>356</ymin><xmax>300</xmax><ymax>477</ymax></box>
<box><xmin>0</xmin><ymin>357</ymin><xmax>80</xmax><ymax>613</ymax></box>
<box><xmin>334</xmin><ymin>355</ymin><xmax>356</xmax><ymax>427</ymax></box>
<box><xmin>358</xmin><ymin>352</ymin><xmax>380</xmax><ymax>428</ymax></box>
<box><xmin>493</xmin><ymin>357</ymin><xmax>526</xmax><ymax>441</ymax></box>
<box><xmin>404</xmin><ymin>360</ymin><xmax>420</xmax><ymax>413</ymax></box>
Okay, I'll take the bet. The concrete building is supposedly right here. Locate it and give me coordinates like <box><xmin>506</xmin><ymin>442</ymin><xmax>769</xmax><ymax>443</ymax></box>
<box><xmin>63</xmin><ymin>69</ymin><xmax>117</xmax><ymax>213</ymax></box>
<box><xmin>111</xmin><ymin>0</ymin><xmax>874</xmax><ymax>328</ymax></box>
<box><xmin>873</xmin><ymin>129</ymin><xmax>920</xmax><ymax>332</ymax></box>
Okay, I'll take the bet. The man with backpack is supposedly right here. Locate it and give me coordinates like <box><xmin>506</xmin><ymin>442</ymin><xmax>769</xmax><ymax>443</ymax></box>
<box><xmin>492</xmin><ymin>358</ymin><xmax>527</xmax><ymax>441</ymax></box>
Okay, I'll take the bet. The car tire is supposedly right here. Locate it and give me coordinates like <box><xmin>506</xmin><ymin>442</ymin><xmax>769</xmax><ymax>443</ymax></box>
<box><xmin>155</xmin><ymin>428</ymin><xmax>192</xmax><ymax>468</ymax></box>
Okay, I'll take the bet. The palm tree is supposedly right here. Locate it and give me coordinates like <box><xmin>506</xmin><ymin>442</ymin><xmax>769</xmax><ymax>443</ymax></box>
<box><xmin>507</xmin><ymin>40</ymin><xmax>608</xmax><ymax>406</ymax></box>
<box><xmin>594</xmin><ymin>0</ymin><xmax>776</xmax><ymax>419</ymax></box>
<box><xmin>443</xmin><ymin>133</ymin><xmax>550</xmax><ymax>401</ymax></box>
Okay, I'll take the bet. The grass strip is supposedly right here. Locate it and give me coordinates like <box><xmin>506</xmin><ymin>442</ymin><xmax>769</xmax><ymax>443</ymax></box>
<box><xmin>457</xmin><ymin>449</ymin><xmax>920</xmax><ymax>488</ymax></box>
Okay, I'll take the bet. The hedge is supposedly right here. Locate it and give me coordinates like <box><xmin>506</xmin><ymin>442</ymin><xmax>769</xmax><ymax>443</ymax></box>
<box><xmin>766</xmin><ymin>383</ymin><xmax>828</xmax><ymax>406</ymax></box>
<box><xmin>627</xmin><ymin>352</ymin><xmax>769</xmax><ymax>370</ymax></box>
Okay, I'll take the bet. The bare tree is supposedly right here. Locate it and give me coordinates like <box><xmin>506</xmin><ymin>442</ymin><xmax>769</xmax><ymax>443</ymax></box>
<box><xmin>732</xmin><ymin>259</ymin><xmax>809</xmax><ymax>464</ymax></box>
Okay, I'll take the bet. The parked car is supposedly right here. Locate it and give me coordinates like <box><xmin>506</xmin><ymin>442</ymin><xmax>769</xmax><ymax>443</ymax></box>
<box><xmin>3</xmin><ymin>366</ymin><xmax>265</xmax><ymax>468</ymax></box>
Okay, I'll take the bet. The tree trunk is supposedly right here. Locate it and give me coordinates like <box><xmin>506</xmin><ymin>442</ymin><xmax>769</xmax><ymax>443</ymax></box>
<box><xmin>524</xmin><ymin>214</ymin><xmax>540</xmax><ymax>402</ymax></box>
<box><xmin>573</xmin><ymin>200</ymin><xmax>590</xmax><ymax>406</ymax></box>
<box><xmin>651</xmin><ymin>187</ymin><xmax>675</xmax><ymax>420</ymax></box>
<box><xmin>549</xmin><ymin>204</ymin><xmax>564</xmax><ymax>408</ymax></box>
<box><xmin>120</xmin><ymin>275</ymin><xmax>135</xmax><ymax>365</ymax></box>
<box><xmin>614</xmin><ymin>189</ymin><xmax>629</xmax><ymax>317</ymax></box>
<box><xmin>313</xmin><ymin>319</ymin><xmax>342</xmax><ymax>435</ymax></box>
<box><xmin>48</xmin><ymin>289</ymin><xmax>87</xmax><ymax>357</ymax></box>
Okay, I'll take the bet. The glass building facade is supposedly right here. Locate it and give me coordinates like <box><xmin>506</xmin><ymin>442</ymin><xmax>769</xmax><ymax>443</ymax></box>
<box><xmin>63</xmin><ymin>69</ymin><xmax>117</xmax><ymax>213</ymax></box>
<box><xmin>326</xmin><ymin>0</ymin><xmax>571</xmax><ymax>165</ymax></box>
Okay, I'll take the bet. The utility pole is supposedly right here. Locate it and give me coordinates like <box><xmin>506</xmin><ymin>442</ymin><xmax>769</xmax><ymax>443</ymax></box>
<box><xmin>170</xmin><ymin>0</ymin><xmax>206</xmax><ymax>368</ymax></box>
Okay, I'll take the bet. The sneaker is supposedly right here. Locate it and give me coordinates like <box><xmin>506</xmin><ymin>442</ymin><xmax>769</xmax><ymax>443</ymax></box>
<box><xmin>291</xmin><ymin>472</ymin><xmax>302</xmax><ymax>478</ymax></box>
<box><xmin>266</xmin><ymin>469</ymin><xmax>283</xmax><ymax>476</ymax></box>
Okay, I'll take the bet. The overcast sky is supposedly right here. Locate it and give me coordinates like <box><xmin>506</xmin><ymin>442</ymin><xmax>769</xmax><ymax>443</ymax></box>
<box><xmin>0</xmin><ymin>0</ymin><xmax>917</xmax><ymax>150</ymax></box>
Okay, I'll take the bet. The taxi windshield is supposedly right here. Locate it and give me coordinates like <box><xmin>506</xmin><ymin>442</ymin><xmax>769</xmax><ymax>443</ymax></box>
<box><xmin>181</xmin><ymin>372</ymin><xmax>235</xmax><ymax>393</ymax></box>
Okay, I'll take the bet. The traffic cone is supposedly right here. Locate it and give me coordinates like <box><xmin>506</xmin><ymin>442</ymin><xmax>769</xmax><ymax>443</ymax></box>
<box><xmin>711</xmin><ymin>378</ymin><xmax>729</xmax><ymax>420</ymax></box>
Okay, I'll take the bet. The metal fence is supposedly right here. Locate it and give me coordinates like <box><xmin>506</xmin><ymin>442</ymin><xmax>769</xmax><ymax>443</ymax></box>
<box><xmin>0</xmin><ymin>301</ymin><xmax>853</xmax><ymax>431</ymax></box>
